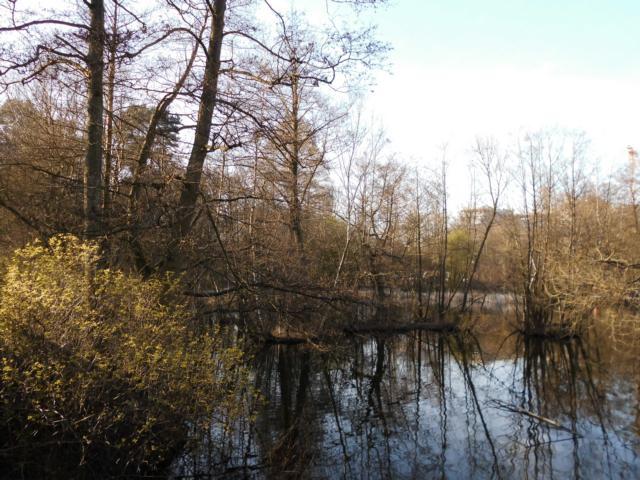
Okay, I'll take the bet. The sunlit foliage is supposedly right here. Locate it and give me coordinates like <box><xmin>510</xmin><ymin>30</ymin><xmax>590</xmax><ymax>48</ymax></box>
<box><xmin>0</xmin><ymin>235</ymin><xmax>250</xmax><ymax>478</ymax></box>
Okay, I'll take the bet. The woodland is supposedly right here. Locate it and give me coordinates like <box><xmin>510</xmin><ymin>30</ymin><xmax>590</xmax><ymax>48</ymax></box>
<box><xmin>0</xmin><ymin>0</ymin><xmax>639</xmax><ymax>478</ymax></box>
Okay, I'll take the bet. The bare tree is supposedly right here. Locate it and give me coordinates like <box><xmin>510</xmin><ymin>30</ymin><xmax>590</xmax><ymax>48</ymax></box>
<box><xmin>165</xmin><ymin>0</ymin><xmax>227</xmax><ymax>270</ymax></box>
<box><xmin>459</xmin><ymin>137</ymin><xmax>507</xmax><ymax>312</ymax></box>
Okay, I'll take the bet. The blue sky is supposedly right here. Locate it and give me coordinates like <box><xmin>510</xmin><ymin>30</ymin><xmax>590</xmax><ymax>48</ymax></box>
<box><xmin>379</xmin><ymin>0</ymin><xmax>640</xmax><ymax>76</ymax></box>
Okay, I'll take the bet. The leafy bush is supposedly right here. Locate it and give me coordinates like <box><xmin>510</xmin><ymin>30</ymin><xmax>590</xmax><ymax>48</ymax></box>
<box><xmin>0</xmin><ymin>235</ymin><xmax>249</xmax><ymax>478</ymax></box>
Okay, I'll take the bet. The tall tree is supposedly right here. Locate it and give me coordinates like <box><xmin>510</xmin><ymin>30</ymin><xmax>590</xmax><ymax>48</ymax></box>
<box><xmin>166</xmin><ymin>0</ymin><xmax>227</xmax><ymax>270</ymax></box>
<box><xmin>84</xmin><ymin>0</ymin><xmax>105</xmax><ymax>239</ymax></box>
<box><xmin>0</xmin><ymin>0</ymin><xmax>164</xmax><ymax>242</ymax></box>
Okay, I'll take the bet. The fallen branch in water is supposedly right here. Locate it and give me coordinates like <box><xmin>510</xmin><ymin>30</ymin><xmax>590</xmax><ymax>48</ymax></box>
<box><xmin>184</xmin><ymin>282</ymin><xmax>372</xmax><ymax>306</ymax></box>
<box><xmin>488</xmin><ymin>399</ymin><xmax>579</xmax><ymax>435</ymax></box>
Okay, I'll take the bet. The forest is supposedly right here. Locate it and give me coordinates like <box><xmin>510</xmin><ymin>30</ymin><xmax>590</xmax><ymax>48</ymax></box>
<box><xmin>0</xmin><ymin>0</ymin><xmax>639</xmax><ymax>478</ymax></box>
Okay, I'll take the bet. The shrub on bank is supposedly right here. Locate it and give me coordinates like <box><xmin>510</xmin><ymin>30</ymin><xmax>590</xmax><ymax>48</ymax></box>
<box><xmin>0</xmin><ymin>235</ymin><xmax>249</xmax><ymax>478</ymax></box>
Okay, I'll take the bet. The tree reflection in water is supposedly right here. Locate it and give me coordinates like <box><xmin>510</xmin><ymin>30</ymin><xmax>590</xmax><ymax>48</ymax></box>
<box><xmin>174</xmin><ymin>327</ymin><xmax>640</xmax><ymax>479</ymax></box>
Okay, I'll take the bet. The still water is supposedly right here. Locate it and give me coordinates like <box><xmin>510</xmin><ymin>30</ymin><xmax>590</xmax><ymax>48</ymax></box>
<box><xmin>174</xmin><ymin>324</ymin><xmax>640</xmax><ymax>479</ymax></box>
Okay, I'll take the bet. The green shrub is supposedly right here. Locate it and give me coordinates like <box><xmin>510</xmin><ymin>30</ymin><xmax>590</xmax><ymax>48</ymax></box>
<box><xmin>0</xmin><ymin>235</ymin><xmax>249</xmax><ymax>478</ymax></box>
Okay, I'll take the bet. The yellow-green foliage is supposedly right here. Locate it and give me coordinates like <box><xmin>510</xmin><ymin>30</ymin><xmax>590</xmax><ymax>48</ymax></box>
<box><xmin>0</xmin><ymin>235</ymin><xmax>249</xmax><ymax>478</ymax></box>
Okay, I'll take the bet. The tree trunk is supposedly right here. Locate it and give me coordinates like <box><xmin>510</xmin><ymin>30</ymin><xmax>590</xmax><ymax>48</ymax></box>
<box><xmin>84</xmin><ymin>0</ymin><xmax>105</xmax><ymax>240</ymax></box>
<box><xmin>126</xmin><ymin>40</ymin><xmax>199</xmax><ymax>274</ymax></box>
<box><xmin>438</xmin><ymin>165</ymin><xmax>448</xmax><ymax>316</ymax></box>
<box><xmin>461</xmin><ymin>207</ymin><xmax>497</xmax><ymax>312</ymax></box>
<box><xmin>167</xmin><ymin>0</ymin><xmax>226</xmax><ymax>270</ymax></box>
<box><xmin>289</xmin><ymin>71</ymin><xmax>304</xmax><ymax>254</ymax></box>
<box><xmin>365</xmin><ymin>244</ymin><xmax>386</xmax><ymax>303</ymax></box>
<box><xmin>290</xmin><ymin>160</ymin><xmax>304</xmax><ymax>253</ymax></box>
<box><xmin>102</xmin><ymin>1</ymin><xmax>117</xmax><ymax>224</ymax></box>
<box><xmin>415</xmin><ymin>172</ymin><xmax>423</xmax><ymax>316</ymax></box>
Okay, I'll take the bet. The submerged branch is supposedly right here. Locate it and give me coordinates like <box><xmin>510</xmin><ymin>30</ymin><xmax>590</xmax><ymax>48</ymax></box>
<box><xmin>488</xmin><ymin>399</ymin><xmax>579</xmax><ymax>435</ymax></box>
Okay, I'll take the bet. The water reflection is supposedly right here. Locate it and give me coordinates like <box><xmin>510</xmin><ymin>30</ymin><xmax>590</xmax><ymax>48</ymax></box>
<box><xmin>174</xmin><ymin>328</ymin><xmax>640</xmax><ymax>479</ymax></box>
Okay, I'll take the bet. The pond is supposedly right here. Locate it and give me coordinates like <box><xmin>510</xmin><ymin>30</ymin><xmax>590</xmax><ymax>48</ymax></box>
<box><xmin>173</xmin><ymin>321</ymin><xmax>640</xmax><ymax>479</ymax></box>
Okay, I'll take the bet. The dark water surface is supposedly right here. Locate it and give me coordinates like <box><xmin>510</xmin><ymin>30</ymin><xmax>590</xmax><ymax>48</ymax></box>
<box><xmin>174</xmin><ymin>324</ymin><xmax>640</xmax><ymax>479</ymax></box>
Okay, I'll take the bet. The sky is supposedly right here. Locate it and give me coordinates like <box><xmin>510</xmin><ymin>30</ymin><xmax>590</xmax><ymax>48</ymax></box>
<box><xmin>274</xmin><ymin>0</ymin><xmax>640</xmax><ymax>208</ymax></box>
<box><xmin>370</xmin><ymin>1</ymin><xmax>640</xmax><ymax>161</ymax></box>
